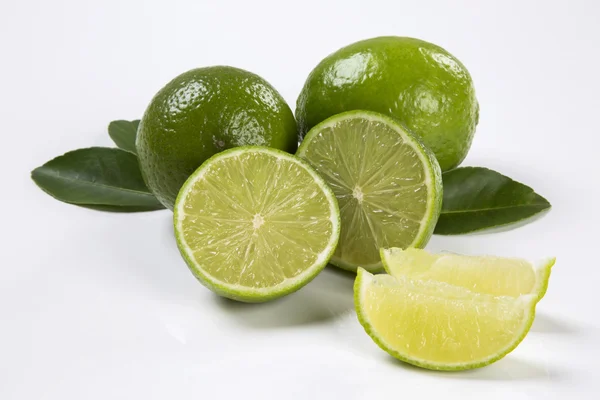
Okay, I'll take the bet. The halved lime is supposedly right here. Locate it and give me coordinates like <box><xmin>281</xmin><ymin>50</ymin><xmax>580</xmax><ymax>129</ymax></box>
<box><xmin>173</xmin><ymin>146</ymin><xmax>340</xmax><ymax>302</ymax></box>
<box><xmin>355</xmin><ymin>268</ymin><xmax>537</xmax><ymax>370</ymax></box>
<box><xmin>381</xmin><ymin>248</ymin><xmax>555</xmax><ymax>300</ymax></box>
<box><xmin>297</xmin><ymin>111</ymin><xmax>442</xmax><ymax>272</ymax></box>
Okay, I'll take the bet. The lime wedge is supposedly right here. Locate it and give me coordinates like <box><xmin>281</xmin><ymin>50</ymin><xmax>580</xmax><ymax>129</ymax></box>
<box><xmin>297</xmin><ymin>111</ymin><xmax>442</xmax><ymax>272</ymax></box>
<box><xmin>355</xmin><ymin>268</ymin><xmax>537</xmax><ymax>370</ymax></box>
<box><xmin>174</xmin><ymin>146</ymin><xmax>340</xmax><ymax>302</ymax></box>
<box><xmin>381</xmin><ymin>248</ymin><xmax>555</xmax><ymax>300</ymax></box>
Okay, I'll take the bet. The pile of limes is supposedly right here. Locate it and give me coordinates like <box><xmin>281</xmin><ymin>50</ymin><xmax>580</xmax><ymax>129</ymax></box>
<box><xmin>136</xmin><ymin>36</ymin><xmax>551</xmax><ymax>371</ymax></box>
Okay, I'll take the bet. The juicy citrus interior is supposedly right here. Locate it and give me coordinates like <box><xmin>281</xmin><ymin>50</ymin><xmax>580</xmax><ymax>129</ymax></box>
<box><xmin>382</xmin><ymin>248</ymin><xmax>554</xmax><ymax>299</ymax></box>
<box><xmin>174</xmin><ymin>147</ymin><xmax>339</xmax><ymax>301</ymax></box>
<box><xmin>297</xmin><ymin>111</ymin><xmax>441</xmax><ymax>271</ymax></box>
<box><xmin>356</xmin><ymin>269</ymin><xmax>537</xmax><ymax>370</ymax></box>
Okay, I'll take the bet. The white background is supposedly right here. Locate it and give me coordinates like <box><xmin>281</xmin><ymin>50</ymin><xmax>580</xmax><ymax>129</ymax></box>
<box><xmin>1</xmin><ymin>0</ymin><xmax>599</xmax><ymax>398</ymax></box>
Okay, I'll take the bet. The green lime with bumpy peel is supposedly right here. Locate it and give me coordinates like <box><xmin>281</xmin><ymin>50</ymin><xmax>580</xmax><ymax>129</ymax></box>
<box><xmin>174</xmin><ymin>146</ymin><xmax>340</xmax><ymax>302</ymax></box>
<box><xmin>137</xmin><ymin>66</ymin><xmax>297</xmax><ymax>210</ymax></box>
<box><xmin>297</xmin><ymin>110</ymin><xmax>442</xmax><ymax>272</ymax></box>
<box><xmin>355</xmin><ymin>268</ymin><xmax>538</xmax><ymax>371</ymax></box>
<box><xmin>296</xmin><ymin>36</ymin><xmax>479</xmax><ymax>171</ymax></box>
<box><xmin>381</xmin><ymin>248</ymin><xmax>555</xmax><ymax>301</ymax></box>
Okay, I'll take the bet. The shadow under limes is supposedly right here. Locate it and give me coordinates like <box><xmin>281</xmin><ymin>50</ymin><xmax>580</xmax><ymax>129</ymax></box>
<box><xmin>212</xmin><ymin>266</ymin><xmax>355</xmax><ymax>329</ymax></box>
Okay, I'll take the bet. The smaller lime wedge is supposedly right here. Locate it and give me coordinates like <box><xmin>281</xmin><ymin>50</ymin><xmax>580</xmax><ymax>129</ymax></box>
<box><xmin>174</xmin><ymin>146</ymin><xmax>340</xmax><ymax>302</ymax></box>
<box><xmin>355</xmin><ymin>268</ymin><xmax>538</xmax><ymax>370</ymax></box>
<box><xmin>381</xmin><ymin>248</ymin><xmax>555</xmax><ymax>301</ymax></box>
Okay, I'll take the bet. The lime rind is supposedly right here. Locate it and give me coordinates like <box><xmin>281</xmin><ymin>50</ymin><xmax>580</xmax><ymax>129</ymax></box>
<box><xmin>173</xmin><ymin>146</ymin><xmax>341</xmax><ymax>302</ymax></box>
<box><xmin>532</xmin><ymin>257</ymin><xmax>556</xmax><ymax>301</ymax></box>
<box><xmin>354</xmin><ymin>268</ymin><xmax>538</xmax><ymax>371</ymax></box>
<box><xmin>295</xmin><ymin>36</ymin><xmax>479</xmax><ymax>172</ymax></box>
<box><xmin>297</xmin><ymin>110</ymin><xmax>442</xmax><ymax>273</ymax></box>
<box><xmin>380</xmin><ymin>248</ymin><xmax>555</xmax><ymax>302</ymax></box>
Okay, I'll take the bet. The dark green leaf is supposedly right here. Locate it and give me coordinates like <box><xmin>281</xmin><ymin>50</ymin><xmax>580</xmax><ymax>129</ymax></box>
<box><xmin>78</xmin><ymin>204</ymin><xmax>167</xmax><ymax>213</ymax></box>
<box><xmin>31</xmin><ymin>147</ymin><xmax>164</xmax><ymax>211</ymax></box>
<box><xmin>108</xmin><ymin>119</ymin><xmax>140</xmax><ymax>154</ymax></box>
<box><xmin>434</xmin><ymin>167</ymin><xmax>551</xmax><ymax>235</ymax></box>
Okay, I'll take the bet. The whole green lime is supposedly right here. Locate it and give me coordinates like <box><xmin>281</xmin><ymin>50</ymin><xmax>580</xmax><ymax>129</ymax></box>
<box><xmin>137</xmin><ymin>66</ymin><xmax>297</xmax><ymax>209</ymax></box>
<box><xmin>296</xmin><ymin>37</ymin><xmax>479</xmax><ymax>171</ymax></box>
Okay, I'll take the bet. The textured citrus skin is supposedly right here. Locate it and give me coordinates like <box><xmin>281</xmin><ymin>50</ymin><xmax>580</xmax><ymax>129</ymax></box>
<box><xmin>296</xmin><ymin>37</ymin><xmax>479</xmax><ymax>171</ymax></box>
<box><xmin>137</xmin><ymin>66</ymin><xmax>297</xmax><ymax>209</ymax></box>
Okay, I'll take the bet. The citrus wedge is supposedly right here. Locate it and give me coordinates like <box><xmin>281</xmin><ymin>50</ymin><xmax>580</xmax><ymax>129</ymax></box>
<box><xmin>355</xmin><ymin>268</ymin><xmax>538</xmax><ymax>370</ymax></box>
<box><xmin>174</xmin><ymin>146</ymin><xmax>340</xmax><ymax>302</ymax></box>
<box><xmin>297</xmin><ymin>111</ymin><xmax>442</xmax><ymax>272</ymax></box>
<box><xmin>381</xmin><ymin>248</ymin><xmax>555</xmax><ymax>300</ymax></box>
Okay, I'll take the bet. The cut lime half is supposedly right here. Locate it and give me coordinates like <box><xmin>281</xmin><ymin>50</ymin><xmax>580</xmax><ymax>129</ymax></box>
<box><xmin>174</xmin><ymin>146</ymin><xmax>340</xmax><ymax>302</ymax></box>
<box><xmin>355</xmin><ymin>268</ymin><xmax>537</xmax><ymax>371</ymax></box>
<box><xmin>297</xmin><ymin>111</ymin><xmax>442</xmax><ymax>272</ymax></box>
<box><xmin>381</xmin><ymin>248</ymin><xmax>555</xmax><ymax>301</ymax></box>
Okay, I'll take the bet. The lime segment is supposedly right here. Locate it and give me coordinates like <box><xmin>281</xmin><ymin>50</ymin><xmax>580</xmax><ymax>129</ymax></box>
<box><xmin>355</xmin><ymin>268</ymin><xmax>537</xmax><ymax>370</ymax></box>
<box><xmin>381</xmin><ymin>248</ymin><xmax>555</xmax><ymax>300</ymax></box>
<box><xmin>174</xmin><ymin>146</ymin><xmax>340</xmax><ymax>302</ymax></box>
<box><xmin>297</xmin><ymin>111</ymin><xmax>442</xmax><ymax>272</ymax></box>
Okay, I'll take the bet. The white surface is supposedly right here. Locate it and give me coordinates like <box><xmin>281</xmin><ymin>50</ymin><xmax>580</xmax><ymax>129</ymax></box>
<box><xmin>1</xmin><ymin>0</ymin><xmax>599</xmax><ymax>398</ymax></box>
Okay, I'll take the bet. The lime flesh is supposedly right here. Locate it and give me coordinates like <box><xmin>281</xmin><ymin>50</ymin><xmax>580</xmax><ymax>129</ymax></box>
<box><xmin>297</xmin><ymin>110</ymin><xmax>442</xmax><ymax>272</ymax></box>
<box><xmin>174</xmin><ymin>146</ymin><xmax>340</xmax><ymax>302</ymax></box>
<box><xmin>355</xmin><ymin>268</ymin><xmax>537</xmax><ymax>370</ymax></box>
<box><xmin>381</xmin><ymin>248</ymin><xmax>555</xmax><ymax>300</ymax></box>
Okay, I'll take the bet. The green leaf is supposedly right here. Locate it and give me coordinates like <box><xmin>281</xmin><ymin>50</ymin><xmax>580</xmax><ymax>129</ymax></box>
<box><xmin>434</xmin><ymin>167</ymin><xmax>551</xmax><ymax>235</ymax></box>
<box><xmin>31</xmin><ymin>147</ymin><xmax>164</xmax><ymax>211</ymax></box>
<box><xmin>108</xmin><ymin>119</ymin><xmax>140</xmax><ymax>154</ymax></box>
